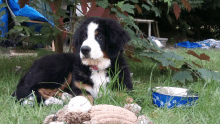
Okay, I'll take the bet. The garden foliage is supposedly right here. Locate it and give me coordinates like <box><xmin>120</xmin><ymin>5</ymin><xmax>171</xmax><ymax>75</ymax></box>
<box><xmin>1</xmin><ymin>0</ymin><xmax>220</xmax><ymax>83</ymax></box>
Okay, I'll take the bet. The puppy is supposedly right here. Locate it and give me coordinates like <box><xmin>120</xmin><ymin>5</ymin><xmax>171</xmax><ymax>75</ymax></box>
<box><xmin>12</xmin><ymin>17</ymin><xmax>133</xmax><ymax>105</ymax></box>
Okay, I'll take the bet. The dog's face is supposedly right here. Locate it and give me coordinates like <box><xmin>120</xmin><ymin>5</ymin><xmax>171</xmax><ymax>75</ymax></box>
<box><xmin>73</xmin><ymin>17</ymin><xmax>130</xmax><ymax>70</ymax></box>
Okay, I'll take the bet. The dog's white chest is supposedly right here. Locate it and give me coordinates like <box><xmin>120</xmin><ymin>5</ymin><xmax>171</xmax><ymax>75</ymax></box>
<box><xmin>89</xmin><ymin>70</ymin><xmax>109</xmax><ymax>98</ymax></box>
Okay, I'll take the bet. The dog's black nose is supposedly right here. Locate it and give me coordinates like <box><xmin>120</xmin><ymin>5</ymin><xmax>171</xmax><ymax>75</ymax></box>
<box><xmin>81</xmin><ymin>46</ymin><xmax>91</xmax><ymax>55</ymax></box>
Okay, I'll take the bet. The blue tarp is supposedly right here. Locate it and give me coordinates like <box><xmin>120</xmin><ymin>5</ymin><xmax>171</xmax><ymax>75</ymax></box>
<box><xmin>176</xmin><ymin>41</ymin><xmax>202</xmax><ymax>48</ymax></box>
<box><xmin>176</xmin><ymin>39</ymin><xmax>220</xmax><ymax>49</ymax></box>
<box><xmin>0</xmin><ymin>0</ymin><xmax>9</xmax><ymax>37</ymax></box>
<box><xmin>8</xmin><ymin>0</ymin><xmax>54</xmax><ymax>25</ymax></box>
<box><xmin>1</xmin><ymin>0</ymin><xmax>54</xmax><ymax>36</ymax></box>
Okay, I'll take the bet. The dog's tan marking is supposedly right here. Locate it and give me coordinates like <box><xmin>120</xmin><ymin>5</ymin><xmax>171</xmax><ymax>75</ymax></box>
<box><xmin>38</xmin><ymin>88</ymin><xmax>61</xmax><ymax>99</ymax></box>
<box><xmin>95</xmin><ymin>30</ymin><xmax>98</xmax><ymax>35</ymax></box>
<box><xmin>74</xmin><ymin>81</ymin><xmax>92</xmax><ymax>90</ymax></box>
<box><xmin>38</xmin><ymin>73</ymin><xmax>72</xmax><ymax>100</ymax></box>
<box><xmin>60</xmin><ymin>73</ymin><xmax>72</xmax><ymax>90</ymax></box>
<box><xmin>74</xmin><ymin>82</ymin><xmax>94</xmax><ymax>104</ymax></box>
<box><xmin>102</xmin><ymin>51</ymin><xmax>109</xmax><ymax>59</ymax></box>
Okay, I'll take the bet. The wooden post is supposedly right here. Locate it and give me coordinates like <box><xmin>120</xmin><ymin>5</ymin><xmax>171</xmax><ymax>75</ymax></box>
<box><xmin>148</xmin><ymin>22</ymin><xmax>151</xmax><ymax>37</ymax></box>
<box><xmin>54</xmin><ymin>33</ymin><xmax>63</xmax><ymax>53</ymax></box>
<box><xmin>134</xmin><ymin>19</ymin><xmax>154</xmax><ymax>38</ymax></box>
<box><xmin>153</xmin><ymin>22</ymin><xmax>156</xmax><ymax>37</ymax></box>
<box><xmin>47</xmin><ymin>0</ymin><xmax>64</xmax><ymax>53</ymax></box>
<box><xmin>155</xmin><ymin>21</ymin><xmax>160</xmax><ymax>38</ymax></box>
<box><xmin>18</xmin><ymin>0</ymin><xmax>64</xmax><ymax>53</ymax></box>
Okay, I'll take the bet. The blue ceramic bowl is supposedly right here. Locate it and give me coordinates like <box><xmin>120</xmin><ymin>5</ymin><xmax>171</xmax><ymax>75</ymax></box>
<box><xmin>152</xmin><ymin>87</ymin><xmax>199</xmax><ymax>108</ymax></box>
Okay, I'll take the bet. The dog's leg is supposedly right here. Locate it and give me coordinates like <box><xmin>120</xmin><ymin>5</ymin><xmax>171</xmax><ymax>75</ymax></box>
<box><xmin>44</xmin><ymin>97</ymin><xmax>63</xmax><ymax>106</ymax></box>
<box><xmin>60</xmin><ymin>92</ymin><xmax>73</xmax><ymax>101</ymax></box>
<box><xmin>39</xmin><ymin>72</ymin><xmax>74</xmax><ymax>105</ymax></box>
<box><xmin>38</xmin><ymin>88</ymin><xmax>63</xmax><ymax>106</ymax></box>
<box><xmin>22</xmin><ymin>95</ymin><xmax>35</xmax><ymax>106</ymax></box>
<box><xmin>39</xmin><ymin>90</ymin><xmax>72</xmax><ymax>106</ymax></box>
<box><xmin>74</xmin><ymin>82</ymin><xmax>94</xmax><ymax>105</ymax></box>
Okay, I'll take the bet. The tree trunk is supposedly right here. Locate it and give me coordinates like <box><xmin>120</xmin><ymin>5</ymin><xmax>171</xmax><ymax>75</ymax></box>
<box><xmin>55</xmin><ymin>33</ymin><xmax>63</xmax><ymax>53</ymax></box>
<box><xmin>48</xmin><ymin>0</ymin><xmax>64</xmax><ymax>53</ymax></box>
<box><xmin>18</xmin><ymin>0</ymin><xmax>30</xmax><ymax>8</ymax></box>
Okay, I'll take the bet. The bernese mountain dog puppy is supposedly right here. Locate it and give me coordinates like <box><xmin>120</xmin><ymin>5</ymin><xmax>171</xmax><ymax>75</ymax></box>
<box><xmin>12</xmin><ymin>17</ymin><xmax>133</xmax><ymax>105</ymax></box>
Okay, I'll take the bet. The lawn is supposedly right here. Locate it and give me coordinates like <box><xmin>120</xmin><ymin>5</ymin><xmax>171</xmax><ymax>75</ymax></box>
<box><xmin>0</xmin><ymin>48</ymin><xmax>220</xmax><ymax>124</ymax></box>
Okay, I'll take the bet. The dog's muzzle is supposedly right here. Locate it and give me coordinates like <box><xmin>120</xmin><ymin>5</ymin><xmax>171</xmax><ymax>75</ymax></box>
<box><xmin>81</xmin><ymin>46</ymin><xmax>91</xmax><ymax>58</ymax></box>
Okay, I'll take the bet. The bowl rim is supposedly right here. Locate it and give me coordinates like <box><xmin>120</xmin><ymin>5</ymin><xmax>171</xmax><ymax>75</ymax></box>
<box><xmin>152</xmin><ymin>86</ymin><xmax>199</xmax><ymax>97</ymax></box>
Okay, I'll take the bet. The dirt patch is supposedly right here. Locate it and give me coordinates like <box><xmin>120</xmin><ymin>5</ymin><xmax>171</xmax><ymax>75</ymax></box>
<box><xmin>0</xmin><ymin>48</ymin><xmax>38</xmax><ymax>57</ymax></box>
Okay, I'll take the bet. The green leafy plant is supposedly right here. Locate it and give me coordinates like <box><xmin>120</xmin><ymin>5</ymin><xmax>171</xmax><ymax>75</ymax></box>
<box><xmin>172</xmin><ymin>50</ymin><xmax>220</xmax><ymax>83</ymax></box>
<box><xmin>1</xmin><ymin>0</ymin><xmax>219</xmax><ymax>83</ymax></box>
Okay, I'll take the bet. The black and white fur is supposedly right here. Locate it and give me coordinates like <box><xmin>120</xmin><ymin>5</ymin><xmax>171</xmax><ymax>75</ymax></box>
<box><xmin>12</xmin><ymin>17</ymin><xmax>133</xmax><ymax>105</ymax></box>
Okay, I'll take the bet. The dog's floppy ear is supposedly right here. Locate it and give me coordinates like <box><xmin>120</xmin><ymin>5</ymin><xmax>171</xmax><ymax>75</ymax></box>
<box><xmin>73</xmin><ymin>20</ymin><xmax>88</xmax><ymax>53</ymax></box>
<box><xmin>73</xmin><ymin>29</ymin><xmax>80</xmax><ymax>53</ymax></box>
<box><xmin>105</xmin><ymin>19</ymin><xmax>130</xmax><ymax>59</ymax></box>
<box><xmin>73</xmin><ymin>24</ymin><xmax>82</xmax><ymax>54</ymax></box>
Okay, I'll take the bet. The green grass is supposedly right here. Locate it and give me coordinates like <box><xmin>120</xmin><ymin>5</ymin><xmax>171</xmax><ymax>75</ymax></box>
<box><xmin>0</xmin><ymin>48</ymin><xmax>220</xmax><ymax>124</ymax></box>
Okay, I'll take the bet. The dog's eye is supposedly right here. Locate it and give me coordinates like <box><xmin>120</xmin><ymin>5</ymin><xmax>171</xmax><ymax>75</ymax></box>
<box><xmin>96</xmin><ymin>35</ymin><xmax>103</xmax><ymax>40</ymax></box>
<box><xmin>83</xmin><ymin>34</ymin><xmax>87</xmax><ymax>40</ymax></box>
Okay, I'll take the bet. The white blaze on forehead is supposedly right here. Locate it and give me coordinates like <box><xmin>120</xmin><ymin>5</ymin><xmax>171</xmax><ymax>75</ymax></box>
<box><xmin>80</xmin><ymin>22</ymin><xmax>103</xmax><ymax>59</ymax></box>
<box><xmin>87</xmin><ymin>22</ymin><xmax>98</xmax><ymax>39</ymax></box>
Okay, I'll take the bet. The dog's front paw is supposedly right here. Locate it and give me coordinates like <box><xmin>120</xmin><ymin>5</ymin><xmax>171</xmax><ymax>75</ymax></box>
<box><xmin>44</xmin><ymin>97</ymin><xmax>63</xmax><ymax>106</ymax></box>
<box><xmin>61</xmin><ymin>92</ymin><xmax>73</xmax><ymax>101</ymax></box>
<box><xmin>22</xmin><ymin>96</ymin><xmax>35</xmax><ymax>106</ymax></box>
